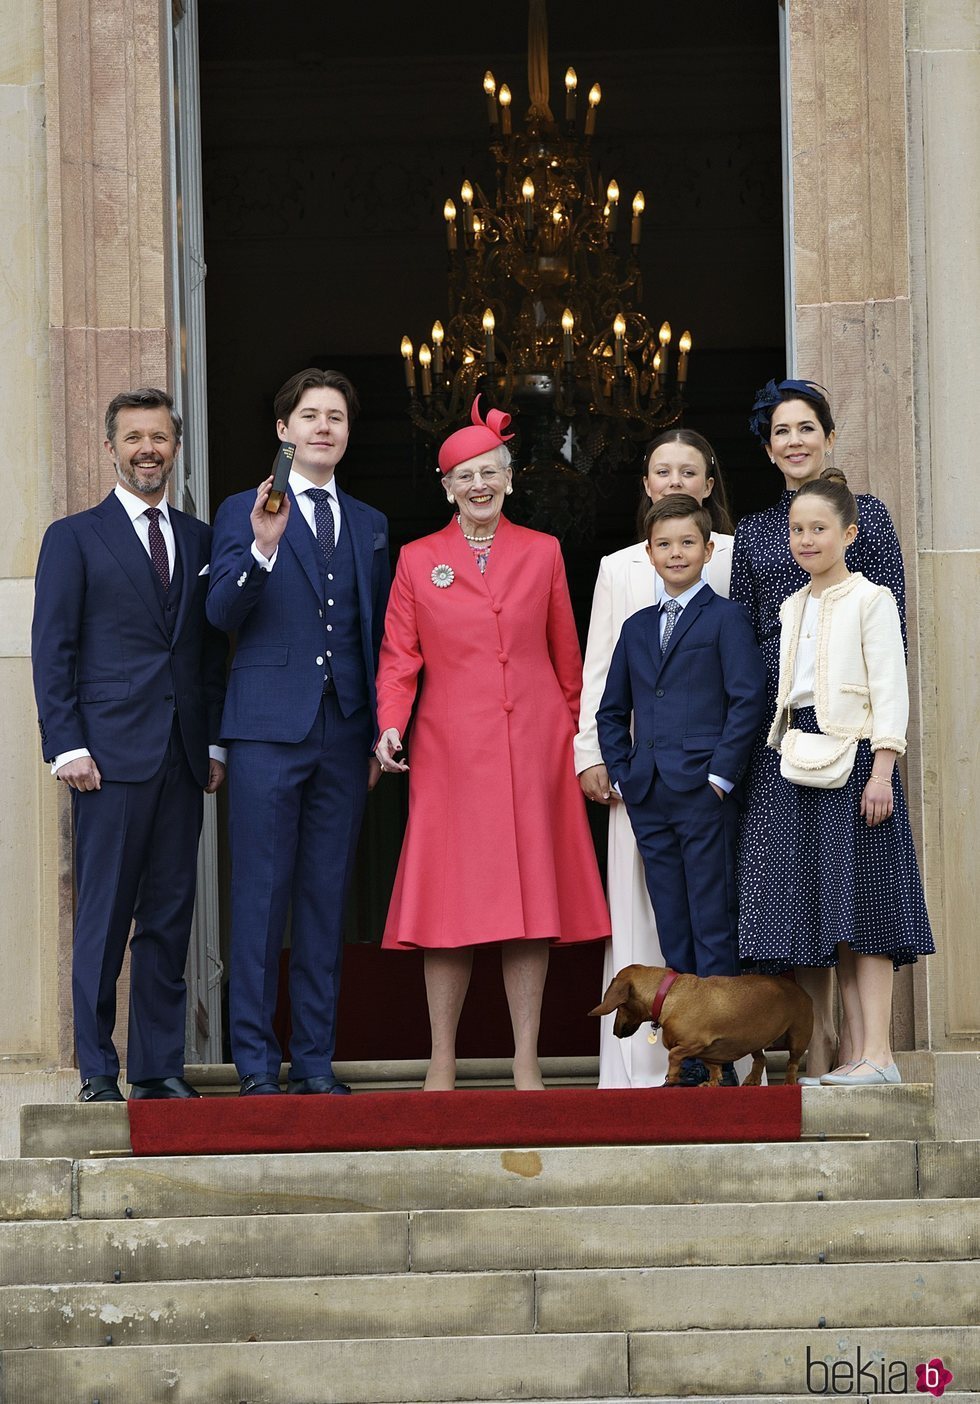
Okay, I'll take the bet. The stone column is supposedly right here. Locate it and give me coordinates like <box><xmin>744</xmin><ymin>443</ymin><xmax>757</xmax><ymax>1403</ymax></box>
<box><xmin>35</xmin><ymin>0</ymin><xmax>175</xmax><ymax>1066</ymax></box>
<box><xmin>0</xmin><ymin>0</ymin><xmax>60</xmax><ymax>1070</ymax></box>
<box><xmin>906</xmin><ymin>0</ymin><xmax>980</xmax><ymax>1052</ymax></box>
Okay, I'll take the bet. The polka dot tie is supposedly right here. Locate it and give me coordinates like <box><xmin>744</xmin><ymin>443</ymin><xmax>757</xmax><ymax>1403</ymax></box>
<box><xmin>145</xmin><ymin>507</ymin><xmax>170</xmax><ymax>590</ymax></box>
<box><xmin>306</xmin><ymin>488</ymin><xmax>336</xmax><ymax>564</ymax></box>
<box><xmin>661</xmin><ymin>597</ymin><xmax>681</xmax><ymax>651</ymax></box>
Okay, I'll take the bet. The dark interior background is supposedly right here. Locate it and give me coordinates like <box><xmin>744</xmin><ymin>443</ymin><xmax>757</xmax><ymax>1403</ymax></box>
<box><xmin>198</xmin><ymin>0</ymin><xmax>786</xmax><ymax>1055</ymax></box>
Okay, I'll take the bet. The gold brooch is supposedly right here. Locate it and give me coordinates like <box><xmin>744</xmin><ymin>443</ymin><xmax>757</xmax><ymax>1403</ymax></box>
<box><xmin>431</xmin><ymin>564</ymin><xmax>455</xmax><ymax>589</ymax></box>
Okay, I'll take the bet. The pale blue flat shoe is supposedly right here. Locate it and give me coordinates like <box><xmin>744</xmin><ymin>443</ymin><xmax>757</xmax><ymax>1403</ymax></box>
<box><xmin>799</xmin><ymin>1061</ymin><xmax>856</xmax><ymax>1086</ymax></box>
<box><xmin>820</xmin><ymin>1060</ymin><xmax>901</xmax><ymax>1086</ymax></box>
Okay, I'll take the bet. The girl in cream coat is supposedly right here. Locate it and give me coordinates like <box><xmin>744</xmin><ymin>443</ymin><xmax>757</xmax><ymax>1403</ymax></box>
<box><xmin>739</xmin><ymin>471</ymin><xmax>933</xmax><ymax>1086</ymax></box>
<box><xmin>576</xmin><ymin>430</ymin><xmax>735</xmax><ymax>1087</ymax></box>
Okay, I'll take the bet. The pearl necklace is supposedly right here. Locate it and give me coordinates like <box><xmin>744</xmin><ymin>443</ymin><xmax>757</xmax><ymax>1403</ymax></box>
<box><xmin>457</xmin><ymin>518</ymin><xmax>496</xmax><ymax>544</ymax></box>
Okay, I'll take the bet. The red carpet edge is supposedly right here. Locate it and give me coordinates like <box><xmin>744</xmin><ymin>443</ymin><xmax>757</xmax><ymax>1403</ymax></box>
<box><xmin>128</xmin><ymin>1086</ymin><xmax>801</xmax><ymax>1156</ymax></box>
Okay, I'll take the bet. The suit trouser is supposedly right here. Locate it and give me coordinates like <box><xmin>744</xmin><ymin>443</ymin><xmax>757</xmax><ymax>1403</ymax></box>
<box><xmin>625</xmin><ymin>772</ymin><xmax>740</xmax><ymax>978</ymax></box>
<box><xmin>71</xmin><ymin>720</ymin><xmax>203</xmax><ymax>1081</ymax></box>
<box><xmin>227</xmin><ymin>692</ymin><xmax>371</xmax><ymax>1079</ymax></box>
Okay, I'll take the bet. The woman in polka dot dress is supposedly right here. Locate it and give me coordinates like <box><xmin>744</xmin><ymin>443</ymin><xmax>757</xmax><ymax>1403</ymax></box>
<box><xmin>731</xmin><ymin>380</ymin><xmax>908</xmax><ymax>1077</ymax></box>
<box><xmin>748</xmin><ymin>470</ymin><xmax>932</xmax><ymax>1086</ymax></box>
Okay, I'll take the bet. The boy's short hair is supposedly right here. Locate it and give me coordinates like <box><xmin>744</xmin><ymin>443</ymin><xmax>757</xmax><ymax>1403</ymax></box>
<box><xmin>642</xmin><ymin>494</ymin><xmax>712</xmax><ymax>545</ymax></box>
<box><xmin>274</xmin><ymin>367</ymin><xmax>360</xmax><ymax>425</ymax></box>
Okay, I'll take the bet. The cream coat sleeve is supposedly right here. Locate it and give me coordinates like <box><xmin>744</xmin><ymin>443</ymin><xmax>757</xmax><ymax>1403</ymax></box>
<box><xmin>862</xmin><ymin>586</ymin><xmax>909</xmax><ymax>753</ymax></box>
<box><xmin>574</xmin><ymin>555</ymin><xmax>616</xmax><ymax>774</ymax></box>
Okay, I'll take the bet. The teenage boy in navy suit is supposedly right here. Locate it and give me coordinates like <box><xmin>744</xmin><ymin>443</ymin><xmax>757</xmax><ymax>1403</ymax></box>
<box><xmin>596</xmin><ymin>495</ymin><xmax>766</xmax><ymax>1085</ymax></box>
<box><xmin>32</xmin><ymin>388</ymin><xmax>227</xmax><ymax>1102</ymax></box>
<box><xmin>207</xmin><ymin>368</ymin><xmax>389</xmax><ymax>1096</ymax></box>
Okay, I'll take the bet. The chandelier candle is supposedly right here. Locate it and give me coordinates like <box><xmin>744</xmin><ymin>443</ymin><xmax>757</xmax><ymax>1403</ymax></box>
<box><xmin>631</xmin><ymin>191</ymin><xmax>645</xmax><ymax>249</ymax></box>
<box><xmin>677</xmin><ymin>330</ymin><xmax>692</xmax><ymax>385</ymax></box>
<box><xmin>460</xmin><ymin>180</ymin><xmax>474</xmax><ymax>235</ymax></box>
<box><xmin>585</xmin><ymin>82</ymin><xmax>601</xmax><ymax>137</ymax></box>
<box><xmin>431</xmin><ymin>321</ymin><xmax>444</xmax><ymax>379</ymax></box>
<box><xmin>400</xmin><ymin>336</ymin><xmax>415</xmax><ymax>392</ymax></box>
<box><xmin>443</xmin><ymin>199</ymin><xmax>457</xmax><ymax>252</ymax></box>
<box><xmin>484</xmin><ymin>71</ymin><xmax>498</xmax><ymax>128</ymax></box>
<box><xmin>564</xmin><ymin>67</ymin><xmax>577</xmax><ymax>127</ymax></box>
<box><xmin>499</xmin><ymin>83</ymin><xmax>512</xmax><ymax>136</ymax></box>
<box><xmin>419</xmin><ymin>344</ymin><xmax>433</xmax><ymax>399</ymax></box>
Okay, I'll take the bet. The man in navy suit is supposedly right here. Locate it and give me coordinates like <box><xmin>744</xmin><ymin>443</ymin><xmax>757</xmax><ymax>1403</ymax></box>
<box><xmin>207</xmin><ymin>368</ymin><xmax>390</xmax><ymax>1096</ymax></box>
<box><xmin>31</xmin><ymin>388</ymin><xmax>227</xmax><ymax>1102</ymax></box>
<box><xmin>597</xmin><ymin>495</ymin><xmax>766</xmax><ymax>1085</ymax></box>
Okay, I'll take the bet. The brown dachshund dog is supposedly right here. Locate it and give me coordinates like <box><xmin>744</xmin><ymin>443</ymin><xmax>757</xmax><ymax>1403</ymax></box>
<box><xmin>590</xmin><ymin>963</ymin><xmax>813</xmax><ymax>1085</ymax></box>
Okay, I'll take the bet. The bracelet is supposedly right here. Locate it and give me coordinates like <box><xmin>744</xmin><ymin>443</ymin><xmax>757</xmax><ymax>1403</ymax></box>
<box><xmin>868</xmin><ymin>776</ymin><xmax>892</xmax><ymax>786</ymax></box>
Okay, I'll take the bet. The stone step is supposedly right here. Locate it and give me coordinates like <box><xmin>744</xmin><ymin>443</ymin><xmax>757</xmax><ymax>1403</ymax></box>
<box><xmin>18</xmin><ymin>1081</ymin><xmax>936</xmax><ymax>1158</ymax></box>
<box><xmin>2</xmin><ymin>1196</ymin><xmax>978</xmax><ymax>1286</ymax></box>
<box><xmin>72</xmin><ymin>1140</ymin><xmax>924</xmax><ymax>1220</ymax></box>
<box><xmin>0</xmin><ymin>1158</ymin><xmax>71</xmax><ymax>1222</ymax></box>
<box><xmin>2</xmin><ymin>1327</ymin><xmax>975</xmax><ymax>1402</ymax></box>
<box><xmin>1</xmin><ymin>1260</ymin><xmax>977</xmax><ymax>1350</ymax></box>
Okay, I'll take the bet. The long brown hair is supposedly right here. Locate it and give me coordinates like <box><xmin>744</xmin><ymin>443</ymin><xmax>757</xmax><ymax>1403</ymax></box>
<box><xmin>635</xmin><ymin>428</ymin><xmax>734</xmax><ymax>540</ymax></box>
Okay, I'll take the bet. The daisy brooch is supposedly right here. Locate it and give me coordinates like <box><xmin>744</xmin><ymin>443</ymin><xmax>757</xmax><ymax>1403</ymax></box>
<box><xmin>431</xmin><ymin>564</ymin><xmax>455</xmax><ymax>589</ymax></box>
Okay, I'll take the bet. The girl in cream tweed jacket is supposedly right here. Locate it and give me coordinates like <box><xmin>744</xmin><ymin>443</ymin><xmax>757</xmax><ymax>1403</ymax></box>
<box><xmin>738</xmin><ymin>471</ymin><xmax>933</xmax><ymax>1088</ymax></box>
<box><xmin>767</xmin><ymin>572</ymin><xmax>908</xmax><ymax>757</ymax></box>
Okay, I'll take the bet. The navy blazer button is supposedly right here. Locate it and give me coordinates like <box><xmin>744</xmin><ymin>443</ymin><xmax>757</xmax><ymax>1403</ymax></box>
<box><xmin>646</xmin><ymin>740</ymin><xmax>654</xmax><ymax>748</ymax></box>
<box><xmin>165</xmin><ymin>694</ymin><xmax>174</xmax><ymax>702</ymax></box>
<box><xmin>655</xmin><ymin>688</ymin><xmax>665</xmax><ymax>697</ymax></box>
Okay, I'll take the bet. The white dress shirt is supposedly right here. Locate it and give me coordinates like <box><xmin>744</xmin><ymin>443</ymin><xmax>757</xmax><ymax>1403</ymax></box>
<box><xmin>252</xmin><ymin>469</ymin><xmax>341</xmax><ymax>570</ymax></box>
<box><xmin>786</xmin><ymin>594</ymin><xmax>820</xmax><ymax>708</ymax></box>
<box><xmin>52</xmin><ymin>484</ymin><xmax>226</xmax><ymax>775</ymax></box>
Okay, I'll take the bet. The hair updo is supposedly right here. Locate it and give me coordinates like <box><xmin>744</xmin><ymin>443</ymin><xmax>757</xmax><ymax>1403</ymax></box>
<box><xmin>793</xmin><ymin>466</ymin><xmax>858</xmax><ymax>528</ymax></box>
<box><xmin>748</xmin><ymin>378</ymin><xmax>835</xmax><ymax>445</ymax></box>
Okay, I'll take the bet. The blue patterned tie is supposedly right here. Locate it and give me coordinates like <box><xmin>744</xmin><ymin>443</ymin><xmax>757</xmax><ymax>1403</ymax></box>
<box><xmin>144</xmin><ymin>507</ymin><xmax>170</xmax><ymax>590</ymax></box>
<box><xmin>661</xmin><ymin>598</ymin><xmax>681</xmax><ymax>652</ymax></box>
<box><xmin>306</xmin><ymin>488</ymin><xmax>335</xmax><ymax>564</ymax></box>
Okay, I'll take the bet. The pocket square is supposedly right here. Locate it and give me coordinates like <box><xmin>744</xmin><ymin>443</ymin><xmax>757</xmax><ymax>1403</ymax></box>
<box><xmin>198</xmin><ymin>564</ymin><xmax>210</xmax><ymax>576</ymax></box>
<box><xmin>373</xmin><ymin>532</ymin><xmax>386</xmax><ymax>550</ymax></box>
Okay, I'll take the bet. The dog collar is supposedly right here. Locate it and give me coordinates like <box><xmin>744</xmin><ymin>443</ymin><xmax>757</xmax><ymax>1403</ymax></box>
<box><xmin>649</xmin><ymin>970</ymin><xmax>680</xmax><ymax>1028</ymax></box>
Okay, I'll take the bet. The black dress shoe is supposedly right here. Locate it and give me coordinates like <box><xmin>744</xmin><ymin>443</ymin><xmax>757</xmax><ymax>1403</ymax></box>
<box><xmin>287</xmin><ymin>1076</ymin><xmax>352</xmax><ymax>1095</ymax></box>
<box><xmin>128</xmin><ymin>1076</ymin><xmax>201</xmax><ymax>1100</ymax></box>
<box><xmin>676</xmin><ymin>1057</ymin><xmax>710</xmax><ymax>1087</ymax></box>
<box><xmin>719</xmin><ymin>1062</ymin><xmax>740</xmax><ymax>1088</ymax></box>
<box><xmin>239</xmin><ymin>1074</ymin><xmax>282</xmax><ymax>1096</ymax></box>
<box><xmin>78</xmin><ymin>1076</ymin><xmax>124</xmax><ymax>1103</ymax></box>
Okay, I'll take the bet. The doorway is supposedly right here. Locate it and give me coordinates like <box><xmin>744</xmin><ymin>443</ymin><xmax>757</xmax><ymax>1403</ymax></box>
<box><xmin>194</xmin><ymin>0</ymin><xmax>786</xmax><ymax>1060</ymax></box>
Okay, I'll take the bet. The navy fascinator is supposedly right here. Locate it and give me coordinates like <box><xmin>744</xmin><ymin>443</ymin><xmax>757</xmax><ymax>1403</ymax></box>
<box><xmin>748</xmin><ymin>378</ymin><xmax>831</xmax><ymax>444</ymax></box>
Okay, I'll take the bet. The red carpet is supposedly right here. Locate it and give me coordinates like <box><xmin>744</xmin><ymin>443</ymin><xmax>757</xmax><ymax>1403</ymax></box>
<box><xmin>128</xmin><ymin>1086</ymin><xmax>801</xmax><ymax>1157</ymax></box>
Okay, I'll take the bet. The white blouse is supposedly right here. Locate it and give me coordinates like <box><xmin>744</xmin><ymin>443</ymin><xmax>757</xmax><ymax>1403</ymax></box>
<box><xmin>787</xmin><ymin>594</ymin><xmax>820</xmax><ymax>708</ymax></box>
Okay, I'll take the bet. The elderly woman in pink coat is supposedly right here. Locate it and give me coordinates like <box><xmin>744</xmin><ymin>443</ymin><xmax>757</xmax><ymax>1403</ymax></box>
<box><xmin>375</xmin><ymin>399</ymin><xmax>610</xmax><ymax>1091</ymax></box>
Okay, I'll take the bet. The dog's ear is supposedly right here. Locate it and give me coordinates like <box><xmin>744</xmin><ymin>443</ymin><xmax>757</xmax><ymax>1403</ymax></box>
<box><xmin>589</xmin><ymin>974</ymin><xmax>629</xmax><ymax>1018</ymax></box>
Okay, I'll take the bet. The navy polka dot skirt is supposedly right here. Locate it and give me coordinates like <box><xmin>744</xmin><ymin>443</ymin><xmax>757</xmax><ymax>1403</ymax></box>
<box><xmin>738</xmin><ymin>707</ymin><xmax>935</xmax><ymax>971</ymax></box>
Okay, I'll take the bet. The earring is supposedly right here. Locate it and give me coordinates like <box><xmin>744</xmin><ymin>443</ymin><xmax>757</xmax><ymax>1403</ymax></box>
<box><xmin>504</xmin><ymin>484</ymin><xmax>513</xmax><ymax>495</ymax></box>
<box><xmin>446</xmin><ymin>493</ymin><xmax>455</xmax><ymax>504</ymax></box>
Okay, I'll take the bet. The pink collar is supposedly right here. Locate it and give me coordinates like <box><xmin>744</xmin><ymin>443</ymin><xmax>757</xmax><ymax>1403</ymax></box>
<box><xmin>650</xmin><ymin>970</ymin><xmax>680</xmax><ymax>1027</ymax></box>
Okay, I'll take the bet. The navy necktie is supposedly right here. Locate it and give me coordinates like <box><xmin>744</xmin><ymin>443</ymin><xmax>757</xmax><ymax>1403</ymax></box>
<box><xmin>145</xmin><ymin>507</ymin><xmax>170</xmax><ymax>590</ymax></box>
<box><xmin>661</xmin><ymin>598</ymin><xmax>681</xmax><ymax>652</ymax></box>
<box><xmin>306</xmin><ymin>488</ymin><xmax>336</xmax><ymax>564</ymax></box>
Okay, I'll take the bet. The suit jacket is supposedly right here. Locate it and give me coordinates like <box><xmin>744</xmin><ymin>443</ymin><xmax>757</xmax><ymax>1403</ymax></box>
<box><xmin>31</xmin><ymin>492</ymin><xmax>226</xmax><ymax>787</ymax></box>
<box><xmin>596</xmin><ymin>584</ymin><xmax>766</xmax><ymax>803</ymax></box>
<box><xmin>207</xmin><ymin>483</ymin><xmax>389</xmax><ymax>742</ymax></box>
<box><xmin>574</xmin><ymin>532</ymin><xmax>734</xmax><ymax>773</ymax></box>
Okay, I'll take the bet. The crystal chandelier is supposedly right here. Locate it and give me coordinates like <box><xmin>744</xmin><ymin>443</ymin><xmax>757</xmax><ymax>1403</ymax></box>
<box><xmin>398</xmin><ymin>0</ymin><xmax>693</xmax><ymax>539</ymax></box>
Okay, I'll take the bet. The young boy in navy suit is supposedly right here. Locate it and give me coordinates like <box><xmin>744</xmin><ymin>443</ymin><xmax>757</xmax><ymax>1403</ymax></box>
<box><xmin>596</xmin><ymin>495</ymin><xmax>766</xmax><ymax>1085</ymax></box>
